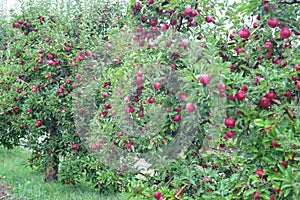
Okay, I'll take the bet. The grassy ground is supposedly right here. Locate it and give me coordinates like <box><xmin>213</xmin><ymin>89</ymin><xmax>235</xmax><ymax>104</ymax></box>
<box><xmin>0</xmin><ymin>146</ymin><xmax>123</xmax><ymax>200</ymax></box>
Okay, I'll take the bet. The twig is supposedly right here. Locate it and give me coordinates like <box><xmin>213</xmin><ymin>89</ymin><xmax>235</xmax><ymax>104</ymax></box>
<box><xmin>177</xmin><ymin>16</ymin><xmax>183</xmax><ymax>31</ymax></box>
<box><xmin>175</xmin><ymin>183</ymin><xmax>188</xmax><ymax>200</ymax></box>
<box><xmin>270</xmin><ymin>99</ymin><xmax>296</xmax><ymax>121</ymax></box>
<box><xmin>278</xmin><ymin>0</ymin><xmax>300</xmax><ymax>4</ymax></box>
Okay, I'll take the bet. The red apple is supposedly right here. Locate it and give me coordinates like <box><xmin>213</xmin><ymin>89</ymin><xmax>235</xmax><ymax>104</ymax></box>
<box><xmin>267</xmin><ymin>18</ymin><xmax>278</xmax><ymax>28</ymax></box>
<box><xmin>153</xmin><ymin>191</ymin><xmax>161</xmax><ymax>199</ymax></box>
<box><xmin>255</xmin><ymin>191</ymin><xmax>260</xmax><ymax>200</ymax></box>
<box><xmin>228</xmin><ymin>94</ymin><xmax>236</xmax><ymax>101</ymax></box>
<box><xmin>12</xmin><ymin>22</ymin><xmax>20</xmax><ymax>28</ymax></box>
<box><xmin>206</xmin><ymin>16</ymin><xmax>213</xmax><ymax>23</ymax></box>
<box><xmin>225</xmin><ymin>131</ymin><xmax>235</xmax><ymax>139</ymax></box>
<box><xmin>148</xmin><ymin>98</ymin><xmax>155</xmax><ymax>103</ymax></box>
<box><xmin>224</xmin><ymin>118</ymin><xmax>236</xmax><ymax>127</ymax></box>
<box><xmin>260</xmin><ymin>97</ymin><xmax>271</xmax><ymax>108</ymax></box>
<box><xmin>238</xmin><ymin>28</ymin><xmax>250</xmax><ymax>39</ymax></box>
<box><xmin>148</xmin><ymin>0</ymin><xmax>154</xmax><ymax>4</ymax></box>
<box><xmin>265</xmin><ymin>91</ymin><xmax>276</xmax><ymax>99</ymax></box>
<box><xmin>264</xmin><ymin>41</ymin><xmax>272</xmax><ymax>49</ymax></box>
<box><xmin>174</xmin><ymin>114</ymin><xmax>181</xmax><ymax>122</ymax></box>
<box><xmin>199</xmin><ymin>74</ymin><xmax>211</xmax><ymax>85</ymax></box>
<box><xmin>153</xmin><ymin>82</ymin><xmax>161</xmax><ymax>90</ymax></box>
<box><xmin>184</xmin><ymin>7</ymin><xmax>192</xmax><ymax>16</ymax></box>
<box><xmin>186</xmin><ymin>103</ymin><xmax>195</xmax><ymax>113</ymax></box>
<box><xmin>136</xmin><ymin>76</ymin><xmax>143</xmax><ymax>85</ymax></box>
<box><xmin>236</xmin><ymin>90</ymin><xmax>246</xmax><ymax>100</ymax></box>
<box><xmin>255</xmin><ymin>169</ymin><xmax>263</xmax><ymax>178</ymax></box>
<box><xmin>161</xmin><ymin>23</ymin><xmax>169</xmax><ymax>30</ymax></box>
<box><xmin>191</xmin><ymin>9</ymin><xmax>198</xmax><ymax>17</ymax></box>
<box><xmin>280</xmin><ymin>27</ymin><xmax>291</xmax><ymax>39</ymax></box>
<box><xmin>284</xmin><ymin>90</ymin><xmax>292</xmax><ymax>97</ymax></box>
<box><xmin>27</xmin><ymin>108</ymin><xmax>33</xmax><ymax>113</ymax></box>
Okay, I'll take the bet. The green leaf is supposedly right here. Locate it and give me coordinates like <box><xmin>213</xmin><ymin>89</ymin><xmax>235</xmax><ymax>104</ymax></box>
<box><xmin>254</xmin><ymin>119</ymin><xmax>266</xmax><ymax>127</ymax></box>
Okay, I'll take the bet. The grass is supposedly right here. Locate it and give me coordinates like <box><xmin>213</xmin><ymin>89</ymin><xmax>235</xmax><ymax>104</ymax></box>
<box><xmin>0</xmin><ymin>146</ymin><xmax>124</xmax><ymax>200</ymax></box>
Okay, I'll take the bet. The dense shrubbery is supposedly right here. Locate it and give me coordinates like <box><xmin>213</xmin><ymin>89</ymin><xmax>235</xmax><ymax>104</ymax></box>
<box><xmin>1</xmin><ymin>0</ymin><xmax>299</xmax><ymax>199</ymax></box>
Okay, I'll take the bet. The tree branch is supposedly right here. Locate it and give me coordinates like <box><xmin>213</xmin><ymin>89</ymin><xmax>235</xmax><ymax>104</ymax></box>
<box><xmin>278</xmin><ymin>0</ymin><xmax>300</xmax><ymax>4</ymax></box>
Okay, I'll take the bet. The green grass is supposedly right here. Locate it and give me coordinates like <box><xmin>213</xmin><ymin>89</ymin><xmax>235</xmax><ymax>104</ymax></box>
<box><xmin>0</xmin><ymin>146</ymin><xmax>123</xmax><ymax>200</ymax></box>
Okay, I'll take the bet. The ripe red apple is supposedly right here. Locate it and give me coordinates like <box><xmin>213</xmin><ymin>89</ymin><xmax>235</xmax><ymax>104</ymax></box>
<box><xmin>216</xmin><ymin>84</ymin><xmax>226</xmax><ymax>93</ymax></box>
<box><xmin>184</xmin><ymin>7</ymin><xmax>192</xmax><ymax>16</ymax></box>
<box><xmin>191</xmin><ymin>9</ymin><xmax>198</xmax><ymax>17</ymax></box>
<box><xmin>265</xmin><ymin>91</ymin><xmax>276</xmax><ymax>99</ymax></box>
<box><xmin>228</xmin><ymin>94</ymin><xmax>236</xmax><ymax>101</ymax></box>
<box><xmin>284</xmin><ymin>90</ymin><xmax>292</xmax><ymax>97</ymax></box>
<box><xmin>199</xmin><ymin>74</ymin><xmax>211</xmax><ymax>85</ymax></box>
<box><xmin>134</xmin><ymin>2</ymin><xmax>140</xmax><ymax>9</ymax></box>
<box><xmin>27</xmin><ymin>108</ymin><xmax>33</xmax><ymax>113</ymax></box>
<box><xmin>32</xmin><ymin>85</ymin><xmax>38</xmax><ymax>92</ymax></box>
<box><xmin>170</xmin><ymin>18</ymin><xmax>177</xmax><ymax>25</ymax></box>
<box><xmin>161</xmin><ymin>23</ymin><xmax>169</xmax><ymax>30</ymax></box>
<box><xmin>174</xmin><ymin>114</ymin><xmax>181</xmax><ymax>122</ymax></box>
<box><xmin>255</xmin><ymin>191</ymin><xmax>260</xmax><ymax>200</ymax></box>
<box><xmin>136</xmin><ymin>76</ymin><xmax>143</xmax><ymax>85</ymax></box>
<box><xmin>153</xmin><ymin>82</ymin><xmax>161</xmax><ymax>90</ymax></box>
<box><xmin>295</xmin><ymin>64</ymin><xmax>300</xmax><ymax>71</ymax></box>
<box><xmin>280</xmin><ymin>160</ymin><xmax>287</xmax><ymax>168</ymax></box>
<box><xmin>260</xmin><ymin>97</ymin><xmax>271</xmax><ymax>108</ymax></box>
<box><xmin>271</xmin><ymin>140</ymin><xmax>280</xmax><ymax>147</ymax></box>
<box><xmin>12</xmin><ymin>22</ymin><xmax>20</xmax><ymax>28</ymax></box>
<box><xmin>186</xmin><ymin>103</ymin><xmax>195</xmax><ymax>113</ymax></box>
<box><xmin>175</xmin><ymin>106</ymin><xmax>181</xmax><ymax>112</ymax></box>
<box><xmin>98</xmin><ymin>181</ymin><xmax>103</xmax><ymax>186</ymax></box>
<box><xmin>241</xmin><ymin>84</ymin><xmax>248</xmax><ymax>93</ymax></box>
<box><xmin>151</xmin><ymin>26</ymin><xmax>158</xmax><ymax>33</ymax></box>
<box><xmin>153</xmin><ymin>191</ymin><xmax>161</xmax><ymax>199</ymax></box>
<box><xmin>206</xmin><ymin>16</ymin><xmax>213</xmax><ymax>23</ymax></box>
<box><xmin>236</xmin><ymin>48</ymin><xmax>245</xmax><ymax>54</ymax></box>
<box><xmin>102</xmin><ymin>92</ymin><xmax>108</xmax><ymax>97</ymax></box>
<box><xmin>264</xmin><ymin>41</ymin><xmax>272</xmax><ymax>49</ymax></box>
<box><xmin>150</xmin><ymin>19</ymin><xmax>157</xmax><ymax>26</ymax></box>
<box><xmin>267</xmin><ymin>18</ymin><xmax>278</xmax><ymax>28</ymax></box>
<box><xmin>255</xmin><ymin>169</ymin><xmax>263</xmax><ymax>178</ymax></box>
<box><xmin>148</xmin><ymin>0</ymin><xmax>154</xmax><ymax>4</ymax></box>
<box><xmin>280</xmin><ymin>27</ymin><xmax>291</xmax><ymax>39</ymax></box>
<box><xmin>238</xmin><ymin>28</ymin><xmax>250</xmax><ymax>39</ymax></box>
<box><xmin>72</xmin><ymin>144</ymin><xmax>80</xmax><ymax>150</ymax></box>
<box><xmin>224</xmin><ymin>118</ymin><xmax>236</xmax><ymax>128</ymax></box>
<box><xmin>136</xmin><ymin>26</ymin><xmax>143</xmax><ymax>33</ymax></box>
<box><xmin>65</xmin><ymin>46</ymin><xmax>71</xmax><ymax>51</ymax></box>
<box><xmin>256</xmin><ymin>14</ymin><xmax>260</xmax><ymax>20</ymax></box>
<box><xmin>202</xmin><ymin>177</ymin><xmax>209</xmax><ymax>184</ymax></box>
<box><xmin>236</xmin><ymin>90</ymin><xmax>246</xmax><ymax>100</ymax></box>
<box><xmin>148</xmin><ymin>98</ymin><xmax>155</xmax><ymax>103</ymax></box>
<box><xmin>225</xmin><ymin>131</ymin><xmax>235</xmax><ymax>139</ymax></box>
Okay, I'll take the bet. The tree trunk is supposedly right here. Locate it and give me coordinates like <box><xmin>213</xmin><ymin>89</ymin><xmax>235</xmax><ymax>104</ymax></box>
<box><xmin>45</xmin><ymin>118</ymin><xmax>59</xmax><ymax>182</ymax></box>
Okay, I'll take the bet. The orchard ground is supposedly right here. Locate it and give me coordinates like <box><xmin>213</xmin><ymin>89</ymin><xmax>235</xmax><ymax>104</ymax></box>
<box><xmin>0</xmin><ymin>145</ymin><xmax>124</xmax><ymax>200</ymax></box>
